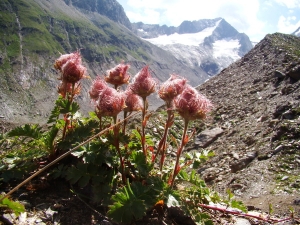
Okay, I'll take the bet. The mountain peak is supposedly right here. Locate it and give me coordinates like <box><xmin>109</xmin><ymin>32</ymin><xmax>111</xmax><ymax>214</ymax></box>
<box><xmin>133</xmin><ymin>18</ymin><xmax>253</xmax><ymax>76</ymax></box>
<box><xmin>63</xmin><ymin>0</ymin><xmax>132</xmax><ymax>30</ymax></box>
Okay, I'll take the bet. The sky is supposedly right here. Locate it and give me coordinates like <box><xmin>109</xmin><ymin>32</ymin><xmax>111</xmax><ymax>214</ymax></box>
<box><xmin>116</xmin><ymin>0</ymin><xmax>300</xmax><ymax>42</ymax></box>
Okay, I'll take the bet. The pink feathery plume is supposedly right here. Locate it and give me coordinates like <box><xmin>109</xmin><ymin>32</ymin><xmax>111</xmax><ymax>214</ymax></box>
<box><xmin>174</xmin><ymin>85</ymin><xmax>213</xmax><ymax>121</ymax></box>
<box><xmin>130</xmin><ymin>65</ymin><xmax>157</xmax><ymax>99</ymax></box>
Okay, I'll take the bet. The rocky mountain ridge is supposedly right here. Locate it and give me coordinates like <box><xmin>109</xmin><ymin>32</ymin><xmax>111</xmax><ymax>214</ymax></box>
<box><xmin>133</xmin><ymin>18</ymin><xmax>253</xmax><ymax>76</ymax></box>
<box><xmin>192</xmin><ymin>32</ymin><xmax>300</xmax><ymax>216</ymax></box>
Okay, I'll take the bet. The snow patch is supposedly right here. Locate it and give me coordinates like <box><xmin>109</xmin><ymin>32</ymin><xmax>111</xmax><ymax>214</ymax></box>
<box><xmin>145</xmin><ymin>19</ymin><xmax>221</xmax><ymax>46</ymax></box>
<box><xmin>213</xmin><ymin>39</ymin><xmax>240</xmax><ymax>61</ymax></box>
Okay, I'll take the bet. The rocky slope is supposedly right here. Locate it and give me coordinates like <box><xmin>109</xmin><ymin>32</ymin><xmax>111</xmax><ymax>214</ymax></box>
<box><xmin>0</xmin><ymin>0</ymin><xmax>208</xmax><ymax>124</ymax></box>
<box><xmin>133</xmin><ymin>18</ymin><xmax>253</xmax><ymax>76</ymax></box>
<box><xmin>193</xmin><ymin>33</ymin><xmax>300</xmax><ymax>216</ymax></box>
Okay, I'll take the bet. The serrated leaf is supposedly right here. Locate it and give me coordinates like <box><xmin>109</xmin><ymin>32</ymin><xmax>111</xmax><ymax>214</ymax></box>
<box><xmin>1</xmin><ymin>197</ymin><xmax>25</xmax><ymax>216</ymax></box>
<box><xmin>230</xmin><ymin>199</ymin><xmax>247</xmax><ymax>212</ymax></box>
<box><xmin>108</xmin><ymin>192</ymin><xmax>146</xmax><ymax>223</ymax></box>
<box><xmin>7</xmin><ymin>124</ymin><xmax>42</xmax><ymax>139</ymax></box>
<box><xmin>108</xmin><ymin>181</ymin><xmax>149</xmax><ymax>223</ymax></box>
<box><xmin>66</xmin><ymin>163</ymin><xmax>89</xmax><ymax>185</ymax></box>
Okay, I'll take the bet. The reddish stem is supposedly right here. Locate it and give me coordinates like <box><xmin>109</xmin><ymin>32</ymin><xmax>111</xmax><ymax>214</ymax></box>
<box><xmin>141</xmin><ymin>97</ymin><xmax>147</xmax><ymax>158</ymax></box>
<box><xmin>198</xmin><ymin>203</ymin><xmax>298</xmax><ymax>223</ymax></box>
<box><xmin>170</xmin><ymin>119</ymin><xmax>189</xmax><ymax>187</ymax></box>
<box><xmin>113</xmin><ymin>116</ymin><xmax>126</xmax><ymax>184</ymax></box>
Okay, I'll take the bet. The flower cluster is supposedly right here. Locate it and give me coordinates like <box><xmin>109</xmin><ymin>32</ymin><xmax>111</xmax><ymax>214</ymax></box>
<box><xmin>54</xmin><ymin>51</ymin><xmax>87</xmax><ymax>98</ymax></box>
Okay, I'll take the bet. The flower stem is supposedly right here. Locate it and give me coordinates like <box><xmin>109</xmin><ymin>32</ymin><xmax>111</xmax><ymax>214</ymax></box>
<box><xmin>170</xmin><ymin>119</ymin><xmax>189</xmax><ymax>187</ymax></box>
<box><xmin>153</xmin><ymin>109</ymin><xmax>174</xmax><ymax>171</ymax></box>
<box><xmin>113</xmin><ymin>116</ymin><xmax>126</xmax><ymax>184</ymax></box>
<box><xmin>141</xmin><ymin>97</ymin><xmax>147</xmax><ymax>158</ymax></box>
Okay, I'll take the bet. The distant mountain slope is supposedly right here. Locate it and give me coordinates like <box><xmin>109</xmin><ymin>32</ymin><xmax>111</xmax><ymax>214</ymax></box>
<box><xmin>0</xmin><ymin>0</ymin><xmax>208</xmax><ymax>123</ymax></box>
<box><xmin>132</xmin><ymin>18</ymin><xmax>253</xmax><ymax>76</ymax></box>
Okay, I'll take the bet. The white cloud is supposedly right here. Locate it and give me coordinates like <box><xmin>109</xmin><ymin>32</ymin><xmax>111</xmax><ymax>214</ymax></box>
<box><xmin>277</xmin><ymin>15</ymin><xmax>300</xmax><ymax>33</ymax></box>
<box><xmin>120</xmin><ymin>0</ymin><xmax>269</xmax><ymax>41</ymax></box>
<box><xmin>274</xmin><ymin>0</ymin><xmax>300</xmax><ymax>8</ymax></box>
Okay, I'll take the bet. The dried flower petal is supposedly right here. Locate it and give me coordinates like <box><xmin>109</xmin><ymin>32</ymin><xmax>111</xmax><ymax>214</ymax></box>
<box><xmin>130</xmin><ymin>65</ymin><xmax>157</xmax><ymax>99</ymax></box>
<box><xmin>96</xmin><ymin>87</ymin><xmax>126</xmax><ymax>117</ymax></box>
<box><xmin>174</xmin><ymin>85</ymin><xmax>213</xmax><ymax>121</ymax></box>
<box><xmin>105</xmin><ymin>62</ymin><xmax>130</xmax><ymax>87</ymax></box>
<box><xmin>158</xmin><ymin>74</ymin><xmax>187</xmax><ymax>105</ymax></box>
<box><xmin>89</xmin><ymin>76</ymin><xmax>108</xmax><ymax>101</ymax></box>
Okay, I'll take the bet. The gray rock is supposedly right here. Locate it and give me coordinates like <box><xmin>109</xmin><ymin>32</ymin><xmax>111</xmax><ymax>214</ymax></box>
<box><xmin>230</xmin><ymin>152</ymin><xmax>257</xmax><ymax>173</ymax></box>
<box><xmin>274</xmin><ymin>70</ymin><xmax>285</xmax><ymax>78</ymax></box>
<box><xmin>194</xmin><ymin>127</ymin><xmax>224</xmax><ymax>148</ymax></box>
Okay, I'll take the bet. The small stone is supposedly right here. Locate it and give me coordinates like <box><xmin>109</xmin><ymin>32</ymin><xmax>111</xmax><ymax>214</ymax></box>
<box><xmin>281</xmin><ymin>176</ymin><xmax>289</xmax><ymax>181</ymax></box>
<box><xmin>274</xmin><ymin>70</ymin><xmax>285</xmax><ymax>78</ymax></box>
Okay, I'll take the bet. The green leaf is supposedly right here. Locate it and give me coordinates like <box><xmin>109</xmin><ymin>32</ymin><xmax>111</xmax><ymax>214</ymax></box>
<box><xmin>66</xmin><ymin>163</ymin><xmax>90</xmax><ymax>186</ymax></box>
<box><xmin>1</xmin><ymin>197</ymin><xmax>25</xmax><ymax>216</ymax></box>
<box><xmin>7</xmin><ymin>124</ymin><xmax>42</xmax><ymax>140</ymax></box>
<box><xmin>47</xmin><ymin>99</ymin><xmax>61</xmax><ymax>124</ymax></box>
<box><xmin>42</xmin><ymin>125</ymin><xmax>59</xmax><ymax>154</ymax></box>
<box><xmin>230</xmin><ymin>199</ymin><xmax>247</xmax><ymax>212</ymax></box>
<box><xmin>130</xmin><ymin>150</ymin><xmax>152</xmax><ymax>177</ymax></box>
<box><xmin>108</xmin><ymin>182</ymin><xmax>147</xmax><ymax>223</ymax></box>
<box><xmin>226</xmin><ymin>189</ymin><xmax>234</xmax><ymax>201</ymax></box>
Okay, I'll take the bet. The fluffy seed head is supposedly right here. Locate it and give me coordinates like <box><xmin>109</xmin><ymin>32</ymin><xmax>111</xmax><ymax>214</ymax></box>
<box><xmin>158</xmin><ymin>74</ymin><xmax>187</xmax><ymax>105</ymax></box>
<box><xmin>54</xmin><ymin>51</ymin><xmax>81</xmax><ymax>72</ymax></box>
<box><xmin>61</xmin><ymin>59</ymin><xmax>86</xmax><ymax>84</ymax></box>
<box><xmin>174</xmin><ymin>85</ymin><xmax>213</xmax><ymax>121</ymax></box>
<box><xmin>123</xmin><ymin>89</ymin><xmax>143</xmax><ymax>112</ymax></box>
<box><xmin>130</xmin><ymin>65</ymin><xmax>157</xmax><ymax>99</ymax></box>
<box><xmin>89</xmin><ymin>76</ymin><xmax>108</xmax><ymax>101</ymax></box>
<box><xmin>105</xmin><ymin>62</ymin><xmax>130</xmax><ymax>87</ymax></box>
<box><xmin>96</xmin><ymin>87</ymin><xmax>126</xmax><ymax>117</ymax></box>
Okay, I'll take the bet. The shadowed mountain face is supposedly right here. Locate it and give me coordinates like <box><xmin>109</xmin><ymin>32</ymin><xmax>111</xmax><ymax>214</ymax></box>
<box><xmin>0</xmin><ymin>0</ymin><xmax>209</xmax><ymax>123</ymax></box>
<box><xmin>133</xmin><ymin>18</ymin><xmax>253</xmax><ymax>76</ymax></box>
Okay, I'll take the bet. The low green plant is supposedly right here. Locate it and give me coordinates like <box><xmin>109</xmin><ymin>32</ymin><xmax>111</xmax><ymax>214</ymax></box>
<box><xmin>0</xmin><ymin>52</ymin><xmax>248</xmax><ymax>224</ymax></box>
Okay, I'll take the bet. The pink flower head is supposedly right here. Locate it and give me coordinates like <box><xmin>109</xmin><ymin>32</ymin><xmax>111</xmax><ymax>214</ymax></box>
<box><xmin>54</xmin><ymin>51</ymin><xmax>81</xmax><ymax>72</ymax></box>
<box><xmin>130</xmin><ymin>65</ymin><xmax>157</xmax><ymax>99</ymax></box>
<box><xmin>158</xmin><ymin>74</ymin><xmax>187</xmax><ymax>105</ymax></box>
<box><xmin>89</xmin><ymin>76</ymin><xmax>108</xmax><ymax>101</ymax></box>
<box><xmin>105</xmin><ymin>62</ymin><xmax>131</xmax><ymax>87</ymax></box>
<box><xmin>61</xmin><ymin>58</ymin><xmax>86</xmax><ymax>84</ymax></box>
<box><xmin>123</xmin><ymin>89</ymin><xmax>143</xmax><ymax>112</ymax></box>
<box><xmin>174</xmin><ymin>85</ymin><xmax>213</xmax><ymax>121</ymax></box>
<box><xmin>96</xmin><ymin>87</ymin><xmax>126</xmax><ymax>117</ymax></box>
